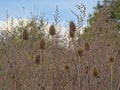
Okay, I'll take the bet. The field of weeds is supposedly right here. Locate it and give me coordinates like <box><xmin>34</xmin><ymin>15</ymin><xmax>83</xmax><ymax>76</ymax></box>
<box><xmin>0</xmin><ymin>1</ymin><xmax>120</xmax><ymax>90</ymax></box>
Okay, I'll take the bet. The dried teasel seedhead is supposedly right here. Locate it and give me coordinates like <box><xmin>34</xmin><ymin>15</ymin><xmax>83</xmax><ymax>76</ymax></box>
<box><xmin>92</xmin><ymin>67</ymin><xmax>100</xmax><ymax>78</ymax></box>
<box><xmin>107</xmin><ymin>43</ymin><xmax>111</xmax><ymax>47</ymax></box>
<box><xmin>37</xmin><ymin>83</ymin><xmax>40</xmax><ymax>87</ymax></box>
<box><xmin>69</xmin><ymin>21</ymin><xmax>76</xmax><ymax>32</ymax></box>
<box><xmin>35</xmin><ymin>55</ymin><xmax>40</xmax><ymax>65</ymax></box>
<box><xmin>69</xmin><ymin>30</ymin><xmax>75</xmax><ymax>38</ymax></box>
<box><xmin>77</xmin><ymin>47</ymin><xmax>84</xmax><ymax>57</ymax></box>
<box><xmin>41</xmin><ymin>86</ymin><xmax>45</xmax><ymax>90</ymax></box>
<box><xmin>84</xmin><ymin>42</ymin><xmax>89</xmax><ymax>51</ymax></box>
<box><xmin>108</xmin><ymin>56</ymin><xmax>114</xmax><ymax>63</ymax></box>
<box><xmin>64</xmin><ymin>64</ymin><xmax>70</xmax><ymax>70</ymax></box>
<box><xmin>39</xmin><ymin>38</ymin><xmax>46</xmax><ymax>50</ymax></box>
<box><xmin>49</xmin><ymin>25</ymin><xmax>56</xmax><ymax>36</ymax></box>
<box><xmin>12</xmin><ymin>75</ymin><xmax>15</xmax><ymax>79</ymax></box>
<box><xmin>23</xmin><ymin>29</ymin><xmax>29</xmax><ymax>40</ymax></box>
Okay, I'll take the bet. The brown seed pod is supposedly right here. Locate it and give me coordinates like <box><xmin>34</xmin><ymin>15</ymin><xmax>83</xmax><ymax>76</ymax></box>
<box><xmin>35</xmin><ymin>55</ymin><xmax>40</xmax><ymax>65</ymax></box>
<box><xmin>69</xmin><ymin>21</ymin><xmax>76</xmax><ymax>32</ymax></box>
<box><xmin>49</xmin><ymin>25</ymin><xmax>56</xmax><ymax>36</ymax></box>
<box><xmin>37</xmin><ymin>83</ymin><xmax>40</xmax><ymax>86</ymax></box>
<box><xmin>92</xmin><ymin>67</ymin><xmax>100</xmax><ymax>78</ymax></box>
<box><xmin>64</xmin><ymin>64</ymin><xmax>70</xmax><ymax>70</ymax></box>
<box><xmin>69</xmin><ymin>30</ymin><xmax>75</xmax><ymax>38</ymax></box>
<box><xmin>107</xmin><ymin>44</ymin><xmax>111</xmax><ymax>47</ymax></box>
<box><xmin>108</xmin><ymin>56</ymin><xmax>114</xmax><ymax>63</ymax></box>
<box><xmin>39</xmin><ymin>38</ymin><xmax>46</xmax><ymax>50</ymax></box>
<box><xmin>84</xmin><ymin>42</ymin><xmax>89</xmax><ymax>51</ymax></box>
<box><xmin>23</xmin><ymin>29</ymin><xmax>29</xmax><ymax>40</ymax></box>
<box><xmin>12</xmin><ymin>75</ymin><xmax>15</xmax><ymax>79</ymax></box>
<box><xmin>41</xmin><ymin>86</ymin><xmax>45</xmax><ymax>90</ymax></box>
<box><xmin>77</xmin><ymin>47</ymin><xmax>84</xmax><ymax>57</ymax></box>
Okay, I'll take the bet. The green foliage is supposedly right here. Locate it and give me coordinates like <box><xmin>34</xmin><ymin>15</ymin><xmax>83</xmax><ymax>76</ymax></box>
<box><xmin>88</xmin><ymin>1</ymin><xmax>103</xmax><ymax>26</ymax></box>
<box><xmin>88</xmin><ymin>0</ymin><xmax>120</xmax><ymax>28</ymax></box>
<box><xmin>82</xmin><ymin>26</ymin><xmax>93</xmax><ymax>40</ymax></box>
<box><xmin>110</xmin><ymin>0</ymin><xmax>120</xmax><ymax>21</ymax></box>
<box><xmin>83</xmin><ymin>0</ymin><xmax>120</xmax><ymax>48</ymax></box>
<box><xmin>1</xmin><ymin>16</ymin><xmax>48</xmax><ymax>48</ymax></box>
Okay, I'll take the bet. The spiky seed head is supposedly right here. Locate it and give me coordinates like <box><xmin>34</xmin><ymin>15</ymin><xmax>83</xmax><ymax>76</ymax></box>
<box><xmin>41</xmin><ymin>86</ymin><xmax>45</xmax><ymax>90</ymax></box>
<box><xmin>92</xmin><ymin>67</ymin><xmax>100</xmax><ymax>78</ymax></box>
<box><xmin>69</xmin><ymin>30</ymin><xmax>75</xmax><ymax>38</ymax></box>
<box><xmin>108</xmin><ymin>56</ymin><xmax>114</xmax><ymax>63</ymax></box>
<box><xmin>77</xmin><ymin>47</ymin><xmax>84</xmax><ymax>57</ymax></box>
<box><xmin>35</xmin><ymin>55</ymin><xmax>40</xmax><ymax>65</ymax></box>
<box><xmin>84</xmin><ymin>42</ymin><xmax>89</xmax><ymax>51</ymax></box>
<box><xmin>12</xmin><ymin>76</ymin><xmax>15</xmax><ymax>79</ymax></box>
<box><xmin>37</xmin><ymin>83</ymin><xmax>40</xmax><ymax>86</ymax></box>
<box><xmin>49</xmin><ymin>25</ymin><xmax>56</xmax><ymax>36</ymax></box>
<box><xmin>69</xmin><ymin>21</ymin><xmax>76</xmax><ymax>32</ymax></box>
<box><xmin>64</xmin><ymin>64</ymin><xmax>70</xmax><ymax>70</ymax></box>
<box><xmin>39</xmin><ymin>38</ymin><xmax>46</xmax><ymax>50</ymax></box>
<box><xmin>23</xmin><ymin>29</ymin><xmax>29</xmax><ymax>40</ymax></box>
<box><xmin>107</xmin><ymin>44</ymin><xmax>111</xmax><ymax>47</ymax></box>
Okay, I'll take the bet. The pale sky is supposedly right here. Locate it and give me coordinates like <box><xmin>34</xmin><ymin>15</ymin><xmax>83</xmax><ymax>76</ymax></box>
<box><xmin>0</xmin><ymin>0</ymin><xmax>103</xmax><ymax>25</ymax></box>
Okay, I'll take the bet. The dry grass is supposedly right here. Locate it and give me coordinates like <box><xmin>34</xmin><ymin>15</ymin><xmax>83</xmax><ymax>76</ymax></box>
<box><xmin>0</xmin><ymin>3</ymin><xmax>120</xmax><ymax>90</ymax></box>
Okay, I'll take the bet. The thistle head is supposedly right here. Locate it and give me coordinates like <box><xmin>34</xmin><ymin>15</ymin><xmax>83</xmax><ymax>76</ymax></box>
<box><xmin>49</xmin><ymin>25</ymin><xmax>56</xmax><ymax>36</ymax></box>
<box><xmin>84</xmin><ymin>42</ymin><xmax>89</xmax><ymax>51</ymax></box>
<box><xmin>69</xmin><ymin>21</ymin><xmax>76</xmax><ymax>32</ymax></box>
<box><xmin>35</xmin><ymin>55</ymin><xmax>40</xmax><ymax>65</ymax></box>
<box><xmin>69</xmin><ymin>21</ymin><xmax>76</xmax><ymax>39</ymax></box>
<box><xmin>77</xmin><ymin>47</ymin><xmax>84</xmax><ymax>57</ymax></box>
<box><xmin>69</xmin><ymin>30</ymin><xmax>75</xmax><ymax>38</ymax></box>
<box><xmin>39</xmin><ymin>38</ymin><xmax>46</xmax><ymax>50</ymax></box>
<box><xmin>23</xmin><ymin>29</ymin><xmax>29</xmax><ymax>40</ymax></box>
<box><xmin>92</xmin><ymin>67</ymin><xmax>100</xmax><ymax>78</ymax></box>
<box><xmin>64</xmin><ymin>64</ymin><xmax>70</xmax><ymax>70</ymax></box>
<box><xmin>108</xmin><ymin>56</ymin><xmax>114</xmax><ymax>63</ymax></box>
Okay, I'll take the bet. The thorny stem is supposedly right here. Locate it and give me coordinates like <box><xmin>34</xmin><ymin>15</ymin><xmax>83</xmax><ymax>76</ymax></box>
<box><xmin>94</xmin><ymin>78</ymin><xmax>97</xmax><ymax>90</ymax></box>
<box><xmin>111</xmin><ymin>63</ymin><xmax>113</xmax><ymax>90</ymax></box>
<box><xmin>78</xmin><ymin>56</ymin><xmax>81</xmax><ymax>89</ymax></box>
<box><xmin>41</xmin><ymin>50</ymin><xmax>44</xmax><ymax>65</ymax></box>
<box><xmin>41</xmin><ymin>49</ymin><xmax>45</xmax><ymax>90</ymax></box>
<box><xmin>87</xmin><ymin>75</ymin><xmax>89</xmax><ymax>90</ymax></box>
<box><xmin>23</xmin><ymin>40</ymin><xmax>33</xmax><ymax>90</ymax></box>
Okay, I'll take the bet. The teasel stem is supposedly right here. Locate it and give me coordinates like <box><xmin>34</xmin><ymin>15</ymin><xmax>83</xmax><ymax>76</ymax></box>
<box><xmin>87</xmin><ymin>65</ymin><xmax>90</xmax><ymax>90</ymax></box>
<box><xmin>85</xmin><ymin>61</ymin><xmax>89</xmax><ymax>90</ymax></box>
<box><xmin>85</xmin><ymin>56</ymin><xmax>89</xmax><ymax>90</ymax></box>
<box><xmin>68</xmin><ymin>36</ymin><xmax>71</xmax><ymax>48</ymax></box>
<box><xmin>110</xmin><ymin>63</ymin><xmax>113</xmax><ymax>90</ymax></box>
<box><xmin>52</xmin><ymin>35</ymin><xmax>54</xmax><ymax>44</ymax></box>
<box><xmin>41</xmin><ymin>50</ymin><xmax>44</xmax><ymax>65</ymax></box>
<box><xmin>87</xmin><ymin>74</ymin><xmax>89</xmax><ymax>90</ymax></box>
<box><xmin>94</xmin><ymin>78</ymin><xmax>97</xmax><ymax>90</ymax></box>
<box><xmin>42</xmin><ymin>57</ymin><xmax>50</xmax><ymax>90</ymax></box>
<box><xmin>78</xmin><ymin>56</ymin><xmax>82</xmax><ymax>90</ymax></box>
<box><xmin>41</xmin><ymin>49</ymin><xmax>44</xmax><ymax>90</ymax></box>
<box><xmin>23</xmin><ymin>40</ymin><xmax>34</xmax><ymax>89</ymax></box>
